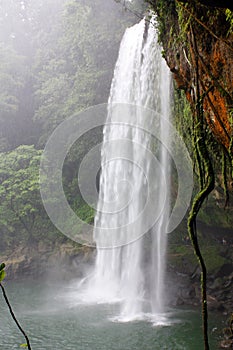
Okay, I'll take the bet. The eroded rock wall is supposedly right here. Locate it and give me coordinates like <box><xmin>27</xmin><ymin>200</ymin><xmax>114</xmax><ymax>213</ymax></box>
<box><xmin>150</xmin><ymin>0</ymin><xmax>233</xmax><ymax>152</ymax></box>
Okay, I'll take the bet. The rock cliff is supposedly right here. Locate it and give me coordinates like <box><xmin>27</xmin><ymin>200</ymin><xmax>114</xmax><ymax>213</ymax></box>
<box><xmin>149</xmin><ymin>0</ymin><xmax>233</xmax><ymax>153</ymax></box>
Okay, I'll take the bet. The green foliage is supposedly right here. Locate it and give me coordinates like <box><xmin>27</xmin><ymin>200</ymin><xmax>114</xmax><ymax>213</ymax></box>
<box><xmin>147</xmin><ymin>0</ymin><xmax>177</xmax><ymax>44</ymax></box>
<box><xmin>34</xmin><ymin>0</ymin><xmax>134</xmax><ymax>145</ymax></box>
<box><xmin>174</xmin><ymin>89</ymin><xmax>193</xmax><ymax>155</ymax></box>
<box><xmin>0</xmin><ymin>0</ymin><xmax>135</xmax><ymax>253</ymax></box>
<box><xmin>0</xmin><ymin>263</ymin><xmax>5</xmax><ymax>271</ymax></box>
<box><xmin>0</xmin><ymin>0</ymin><xmax>133</xmax><ymax>148</ymax></box>
<box><xmin>226</xmin><ymin>9</ymin><xmax>233</xmax><ymax>36</ymax></box>
<box><xmin>0</xmin><ymin>145</ymin><xmax>51</xmax><ymax>247</ymax></box>
<box><xmin>75</xmin><ymin>201</ymin><xmax>95</xmax><ymax>225</ymax></box>
<box><xmin>176</xmin><ymin>2</ymin><xmax>192</xmax><ymax>44</ymax></box>
<box><xmin>0</xmin><ymin>44</ymin><xmax>30</xmax><ymax>151</ymax></box>
<box><xmin>0</xmin><ymin>262</ymin><xmax>6</xmax><ymax>282</ymax></box>
<box><xmin>0</xmin><ymin>270</ymin><xmax>6</xmax><ymax>282</ymax></box>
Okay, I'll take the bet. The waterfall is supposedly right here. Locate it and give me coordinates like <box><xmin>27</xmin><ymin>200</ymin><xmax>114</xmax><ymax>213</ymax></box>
<box><xmin>81</xmin><ymin>18</ymin><xmax>171</xmax><ymax>322</ymax></box>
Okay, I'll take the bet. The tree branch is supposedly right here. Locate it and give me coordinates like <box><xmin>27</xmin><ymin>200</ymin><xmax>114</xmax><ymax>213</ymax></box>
<box><xmin>0</xmin><ymin>283</ymin><xmax>32</xmax><ymax>349</ymax></box>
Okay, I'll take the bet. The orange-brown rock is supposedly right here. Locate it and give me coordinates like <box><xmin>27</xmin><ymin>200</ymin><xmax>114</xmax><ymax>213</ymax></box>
<box><xmin>153</xmin><ymin>0</ymin><xmax>233</xmax><ymax>152</ymax></box>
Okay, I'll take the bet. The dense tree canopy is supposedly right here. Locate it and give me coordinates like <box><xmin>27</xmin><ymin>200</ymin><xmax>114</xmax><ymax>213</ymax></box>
<box><xmin>0</xmin><ymin>0</ymin><xmax>135</xmax><ymax>249</ymax></box>
<box><xmin>0</xmin><ymin>146</ymin><xmax>42</xmax><ymax>247</ymax></box>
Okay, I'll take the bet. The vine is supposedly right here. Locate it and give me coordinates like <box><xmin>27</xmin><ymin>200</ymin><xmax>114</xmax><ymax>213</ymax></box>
<box><xmin>222</xmin><ymin>152</ymin><xmax>230</xmax><ymax>208</ymax></box>
<box><xmin>177</xmin><ymin>1</ymin><xmax>233</xmax><ymax>52</ymax></box>
<box><xmin>225</xmin><ymin>9</ymin><xmax>233</xmax><ymax>36</ymax></box>
<box><xmin>187</xmin><ymin>23</ymin><xmax>215</xmax><ymax>350</ymax></box>
<box><xmin>0</xmin><ymin>263</ymin><xmax>32</xmax><ymax>349</ymax></box>
<box><xmin>169</xmin><ymin>2</ymin><xmax>232</xmax><ymax>346</ymax></box>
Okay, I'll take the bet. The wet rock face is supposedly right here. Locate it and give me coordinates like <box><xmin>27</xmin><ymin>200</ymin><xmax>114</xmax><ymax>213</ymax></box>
<box><xmin>153</xmin><ymin>0</ymin><xmax>233</xmax><ymax>152</ymax></box>
<box><xmin>1</xmin><ymin>242</ymin><xmax>94</xmax><ymax>281</ymax></box>
<box><xmin>167</xmin><ymin>266</ymin><xmax>233</xmax><ymax>313</ymax></box>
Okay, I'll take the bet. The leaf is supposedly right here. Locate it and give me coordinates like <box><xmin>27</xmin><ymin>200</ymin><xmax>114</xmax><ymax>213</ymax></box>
<box><xmin>0</xmin><ymin>263</ymin><xmax>5</xmax><ymax>271</ymax></box>
<box><xmin>20</xmin><ymin>344</ymin><xmax>28</xmax><ymax>348</ymax></box>
<box><xmin>0</xmin><ymin>270</ymin><xmax>6</xmax><ymax>282</ymax></box>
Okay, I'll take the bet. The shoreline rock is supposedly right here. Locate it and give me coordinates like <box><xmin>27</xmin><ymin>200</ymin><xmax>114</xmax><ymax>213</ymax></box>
<box><xmin>0</xmin><ymin>241</ymin><xmax>95</xmax><ymax>281</ymax></box>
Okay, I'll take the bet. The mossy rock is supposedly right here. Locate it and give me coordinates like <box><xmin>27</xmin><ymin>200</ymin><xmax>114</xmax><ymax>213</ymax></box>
<box><xmin>201</xmin><ymin>246</ymin><xmax>228</xmax><ymax>273</ymax></box>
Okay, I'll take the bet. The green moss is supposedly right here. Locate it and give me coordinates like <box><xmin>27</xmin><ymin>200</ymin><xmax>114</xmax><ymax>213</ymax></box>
<box><xmin>201</xmin><ymin>246</ymin><xmax>227</xmax><ymax>273</ymax></box>
<box><xmin>168</xmin><ymin>240</ymin><xmax>197</xmax><ymax>271</ymax></box>
<box><xmin>168</xmin><ymin>238</ymin><xmax>229</xmax><ymax>275</ymax></box>
<box><xmin>198</xmin><ymin>197</ymin><xmax>233</xmax><ymax>228</ymax></box>
<box><xmin>226</xmin><ymin>9</ymin><xmax>233</xmax><ymax>36</ymax></box>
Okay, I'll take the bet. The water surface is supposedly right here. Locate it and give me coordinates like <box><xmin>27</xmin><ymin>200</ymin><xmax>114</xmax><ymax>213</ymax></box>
<box><xmin>0</xmin><ymin>281</ymin><xmax>221</xmax><ymax>350</ymax></box>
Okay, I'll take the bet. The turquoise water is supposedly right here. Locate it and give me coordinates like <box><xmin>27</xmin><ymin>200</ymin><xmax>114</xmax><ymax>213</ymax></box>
<box><xmin>0</xmin><ymin>281</ymin><xmax>221</xmax><ymax>349</ymax></box>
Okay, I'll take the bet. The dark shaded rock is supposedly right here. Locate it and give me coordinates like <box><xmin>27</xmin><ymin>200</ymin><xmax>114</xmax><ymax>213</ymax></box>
<box><xmin>207</xmin><ymin>295</ymin><xmax>225</xmax><ymax>311</ymax></box>
<box><xmin>175</xmin><ymin>297</ymin><xmax>185</xmax><ymax>306</ymax></box>
<box><xmin>217</xmin><ymin>264</ymin><xmax>233</xmax><ymax>278</ymax></box>
<box><xmin>209</xmin><ymin>277</ymin><xmax>223</xmax><ymax>290</ymax></box>
<box><xmin>180</xmin><ymin>285</ymin><xmax>196</xmax><ymax>299</ymax></box>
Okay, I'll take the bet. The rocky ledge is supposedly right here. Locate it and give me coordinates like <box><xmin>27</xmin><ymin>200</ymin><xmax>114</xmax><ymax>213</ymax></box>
<box><xmin>0</xmin><ymin>241</ymin><xmax>94</xmax><ymax>282</ymax></box>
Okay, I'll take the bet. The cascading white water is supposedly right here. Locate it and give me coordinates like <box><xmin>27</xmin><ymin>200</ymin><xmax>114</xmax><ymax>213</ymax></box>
<box><xmin>82</xmin><ymin>18</ymin><xmax>171</xmax><ymax>322</ymax></box>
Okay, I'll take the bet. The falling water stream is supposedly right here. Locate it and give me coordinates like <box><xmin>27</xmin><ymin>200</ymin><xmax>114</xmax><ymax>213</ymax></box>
<box><xmin>81</xmin><ymin>18</ymin><xmax>172</xmax><ymax>323</ymax></box>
